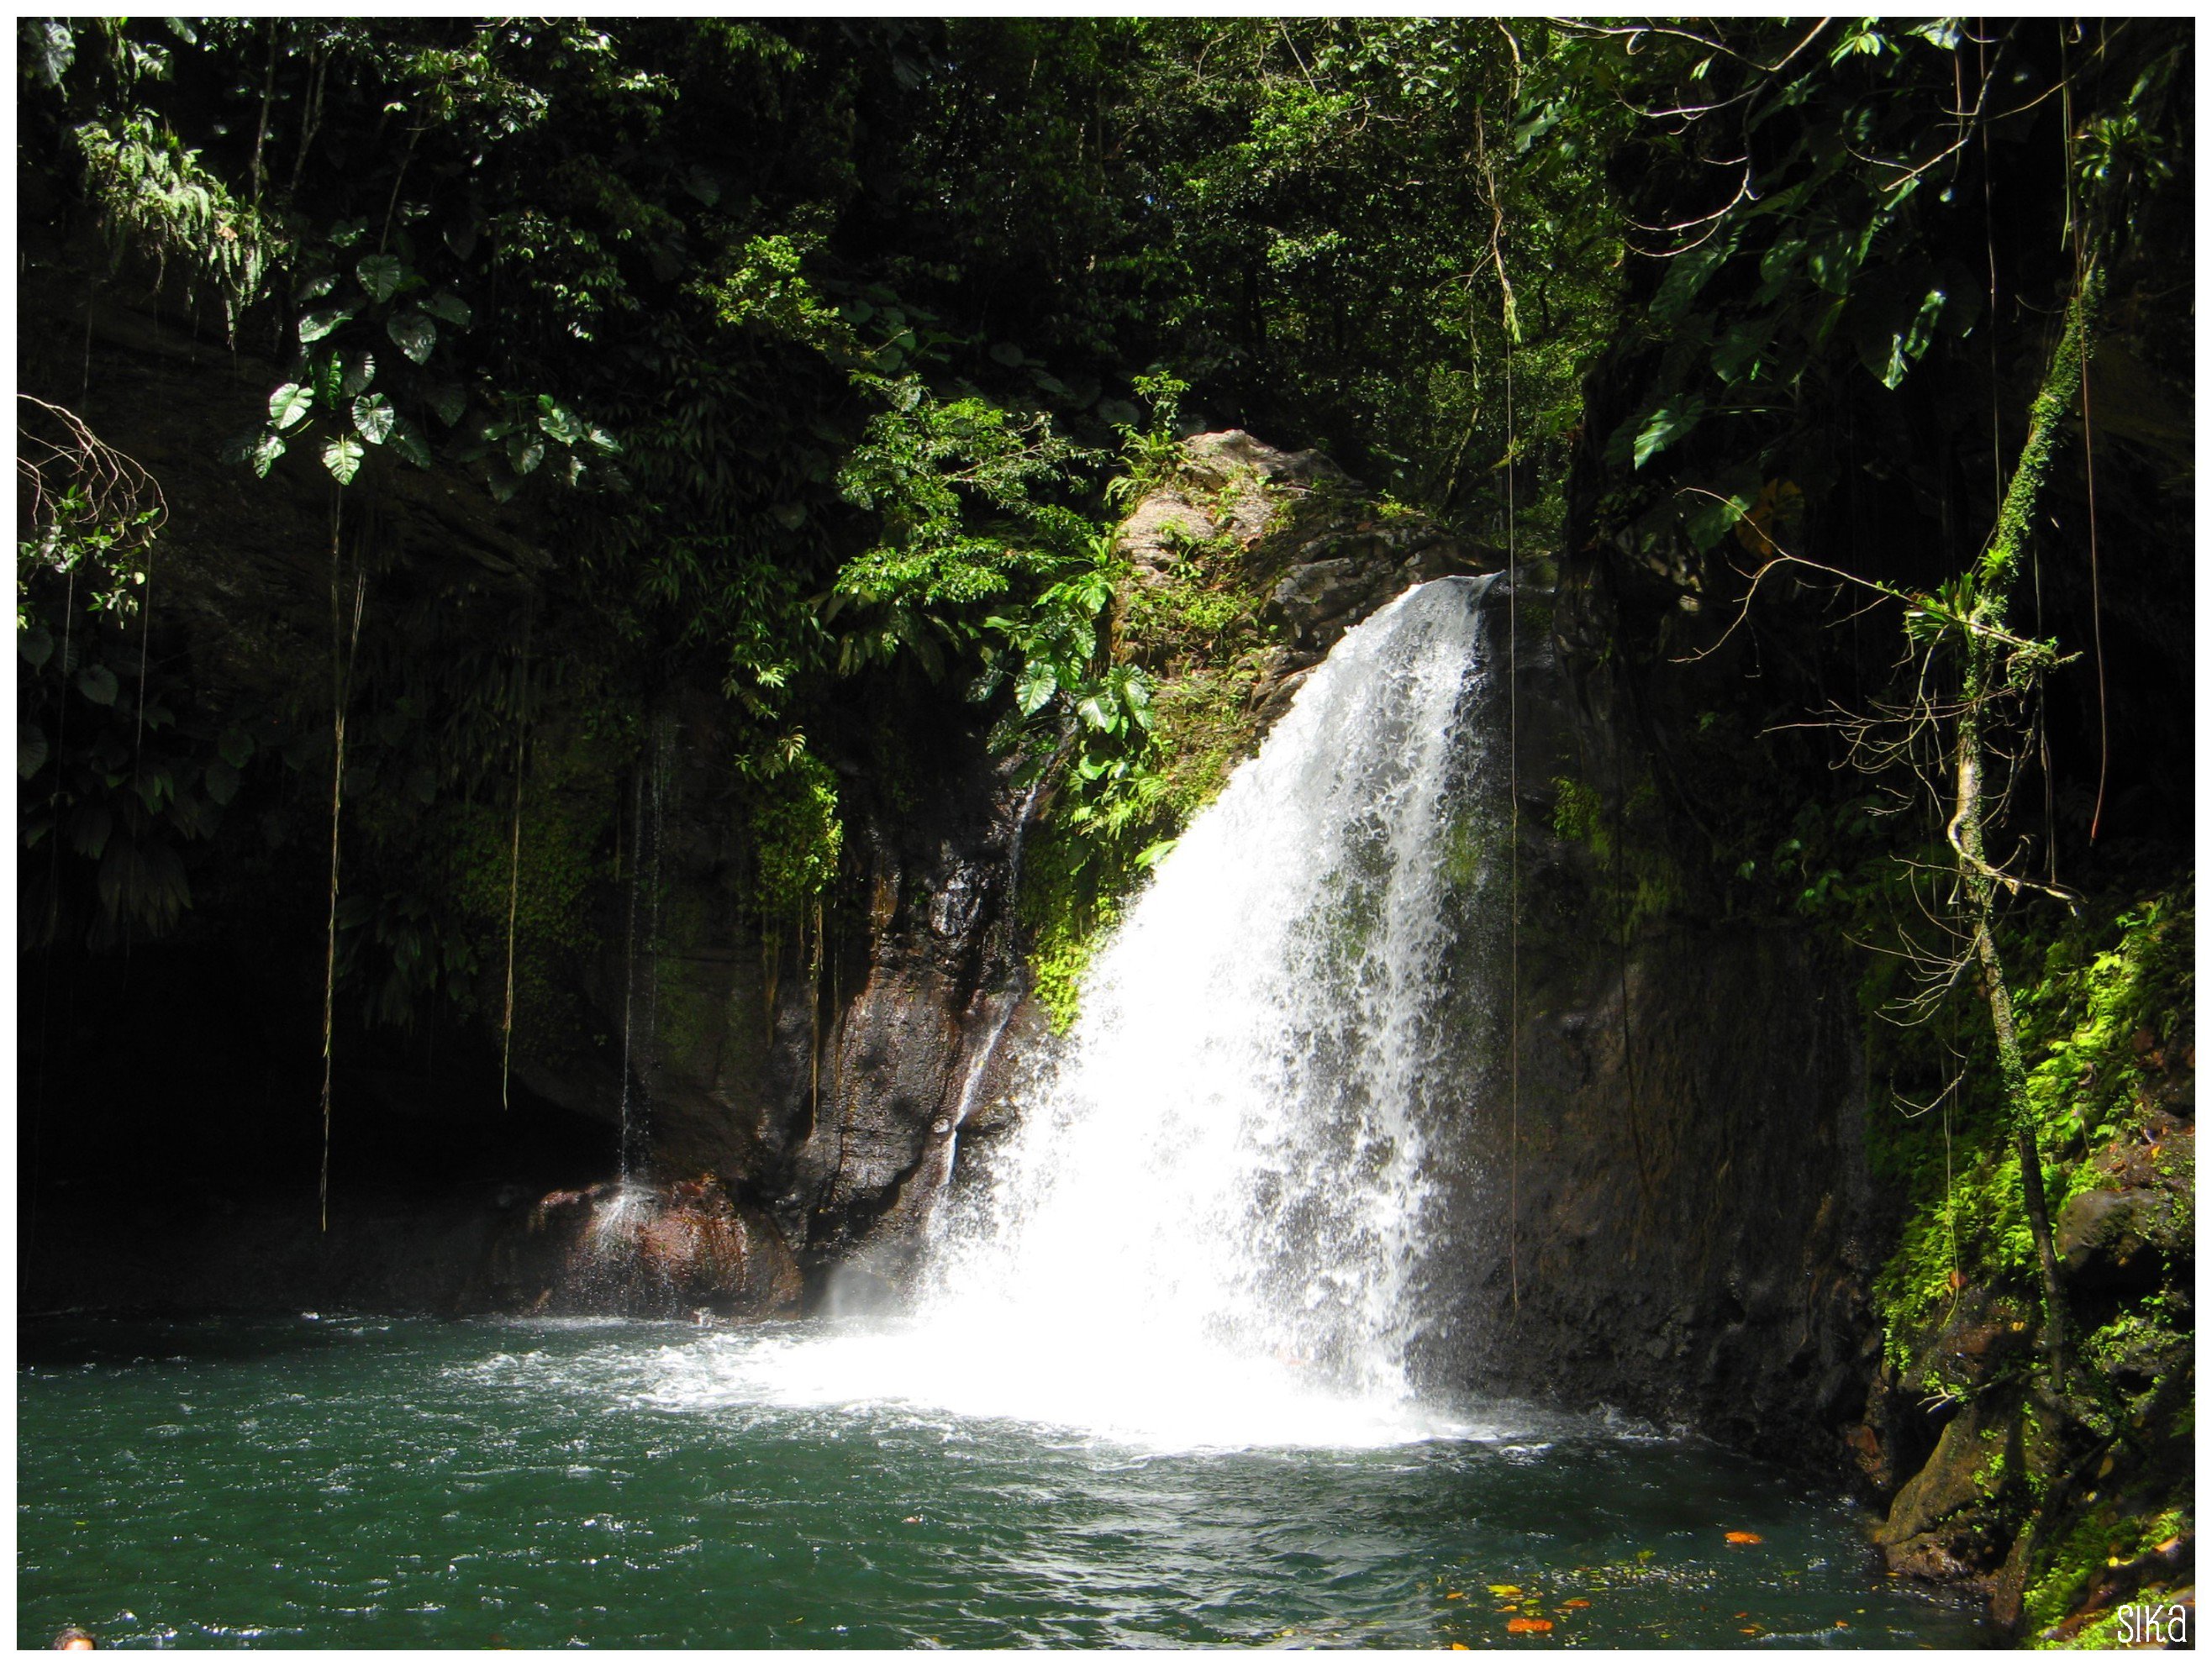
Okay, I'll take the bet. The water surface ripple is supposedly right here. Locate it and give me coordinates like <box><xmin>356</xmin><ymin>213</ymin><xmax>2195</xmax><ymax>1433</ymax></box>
<box><xmin>19</xmin><ymin>1315</ymin><xmax>1988</xmax><ymax>1649</ymax></box>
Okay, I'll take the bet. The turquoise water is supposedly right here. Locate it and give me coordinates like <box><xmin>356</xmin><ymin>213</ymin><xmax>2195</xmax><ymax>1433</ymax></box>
<box><xmin>18</xmin><ymin>1315</ymin><xmax>1987</xmax><ymax>1649</ymax></box>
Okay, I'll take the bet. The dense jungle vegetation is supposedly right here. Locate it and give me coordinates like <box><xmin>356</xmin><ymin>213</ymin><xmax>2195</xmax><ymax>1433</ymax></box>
<box><xmin>17</xmin><ymin>18</ymin><xmax>2194</xmax><ymax>1642</ymax></box>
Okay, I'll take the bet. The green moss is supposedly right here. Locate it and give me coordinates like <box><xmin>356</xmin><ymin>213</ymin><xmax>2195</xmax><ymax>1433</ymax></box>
<box><xmin>438</xmin><ymin>725</ymin><xmax>620</xmax><ymax>1058</ymax></box>
<box><xmin>1870</xmin><ymin>886</ymin><xmax>2194</xmax><ymax>1365</ymax></box>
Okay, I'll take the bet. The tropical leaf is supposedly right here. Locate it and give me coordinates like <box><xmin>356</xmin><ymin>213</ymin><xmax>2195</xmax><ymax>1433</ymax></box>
<box><xmin>419</xmin><ymin>289</ymin><xmax>473</xmax><ymax>329</ymax></box>
<box><xmin>1632</xmin><ymin>394</ymin><xmax>1706</xmax><ymax>470</ymax></box>
<box><xmin>351</xmin><ymin>393</ymin><xmax>395</xmax><ymax>445</ymax></box>
<box><xmin>388</xmin><ymin>415</ymin><xmax>433</xmax><ymax>470</ymax></box>
<box><xmin>387</xmin><ymin>311</ymin><xmax>436</xmax><ymax>365</ymax></box>
<box><xmin>340</xmin><ymin>349</ymin><xmax>377</xmax><ymax>396</ymax></box>
<box><xmin>268</xmin><ymin>382</ymin><xmax>313</xmax><ymax>431</ymax></box>
<box><xmin>322</xmin><ymin>434</ymin><xmax>365</xmax><ymax>484</ymax></box>
<box><xmin>298</xmin><ymin>306</ymin><xmax>353</xmax><ymax>344</ymax></box>
<box><xmin>356</xmin><ymin>253</ymin><xmax>404</xmax><ymax>303</ymax></box>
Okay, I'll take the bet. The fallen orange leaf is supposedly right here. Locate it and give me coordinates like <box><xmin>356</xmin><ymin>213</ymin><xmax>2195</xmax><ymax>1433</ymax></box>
<box><xmin>1740</xmin><ymin>1627</ymin><xmax>1760</xmax><ymax>1634</ymax></box>
<box><xmin>1451</xmin><ymin>1643</ymin><xmax>1472</xmax><ymax>1651</ymax></box>
<box><xmin>1725</xmin><ymin>1531</ymin><xmax>1763</xmax><ymax>1545</ymax></box>
<box><xmin>1563</xmin><ymin>1600</ymin><xmax>1589</xmax><ymax>1609</ymax></box>
<box><xmin>1446</xmin><ymin>1592</ymin><xmax>1466</xmax><ymax>1601</ymax></box>
<box><xmin>1506</xmin><ymin>1617</ymin><xmax>1553</xmax><ymax>1634</ymax></box>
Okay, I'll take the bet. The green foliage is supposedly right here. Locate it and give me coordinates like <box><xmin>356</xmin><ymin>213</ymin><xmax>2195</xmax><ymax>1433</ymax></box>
<box><xmin>72</xmin><ymin>109</ymin><xmax>283</xmax><ymax>334</ymax></box>
<box><xmin>827</xmin><ymin>382</ymin><xmax>1099</xmax><ymax>681</ymax></box>
<box><xmin>1869</xmin><ymin>886</ymin><xmax>2194</xmax><ymax>1370</ymax></box>
<box><xmin>1550</xmin><ymin>777</ymin><xmax>1604</xmax><ymax>849</ymax></box>
<box><xmin>740</xmin><ymin>742</ymin><xmax>843</xmax><ymax>920</ymax></box>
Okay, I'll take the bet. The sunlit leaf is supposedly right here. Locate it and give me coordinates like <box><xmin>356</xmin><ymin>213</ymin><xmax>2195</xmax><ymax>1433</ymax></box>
<box><xmin>322</xmin><ymin>435</ymin><xmax>364</xmax><ymax>485</ymax></box>
<box><xmin>1631</xmin><ymin>394</ymin><xmax>1705</xmax><ymax>470</ymax></box>
<box><xmin>268</xmin><ymin>382</ymin><xmax>313</xmax><ymax>431</ymax></box>
<box><xmin>298</xmin><ymin>306</ymin><xmax>353</xmax><ymax>344</ymax></box>
<box><xmin>352</xmin><ymin>393</ymin><xmax>395</xmax><ymax>445</ymax></box>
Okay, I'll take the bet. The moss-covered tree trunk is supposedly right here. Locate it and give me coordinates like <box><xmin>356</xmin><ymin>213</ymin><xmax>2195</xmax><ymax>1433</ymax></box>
<box><xmin>1946</xmin><ymin>266</ymin><xmax>2103</xmax><ymax>1391</ymax></box>
<box><xmin>1951</xmin><ymin>644</ymin><xmax>2067</xmax><ymax>1387</ymax></box>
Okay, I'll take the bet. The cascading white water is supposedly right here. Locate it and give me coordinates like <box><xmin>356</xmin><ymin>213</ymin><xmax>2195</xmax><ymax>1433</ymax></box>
<box><xmin>729</xmin><ymin>577</ymin><xmax>1503</xmax><ymax>1449</ymax></box>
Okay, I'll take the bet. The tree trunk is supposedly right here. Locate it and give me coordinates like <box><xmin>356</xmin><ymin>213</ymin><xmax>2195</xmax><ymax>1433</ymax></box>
<box><xmin>1954</xmin><ymin>639</ymin><xmax>2067</xmax><ymax>1389</ymax></box>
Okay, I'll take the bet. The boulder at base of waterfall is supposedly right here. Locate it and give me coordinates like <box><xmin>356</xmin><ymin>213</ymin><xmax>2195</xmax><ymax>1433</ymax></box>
<box><xmin>1874</xmin><ymin>1388</ymin><xmax>2060</xmax><ymax>1585</ymax></box>
<box><xmin>482</xmin><ymin>1174</ymin><xmax>802</xmax><ymax>1320</ymax></box>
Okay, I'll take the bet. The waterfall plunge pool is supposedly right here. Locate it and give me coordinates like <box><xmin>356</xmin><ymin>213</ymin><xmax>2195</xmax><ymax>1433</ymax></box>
<box><xmin>19</xmin><ymin>1312</ymin><xmax>1989</xmax><ymax>1649</ymax></box>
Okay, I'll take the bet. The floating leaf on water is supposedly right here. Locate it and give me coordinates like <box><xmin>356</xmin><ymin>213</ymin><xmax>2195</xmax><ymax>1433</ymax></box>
<box><xmin>1450</xmin><ymin>1644</ymin><xmax>1471</xmax><ymax>1651</ymax></box>
<box><xmin>1488</xmin><ymin>1584</ymin><xmax>1522</xmax><ymax>1596</ymax></box>
<box><xmin>1506</xmin><ymin>1617</ymin><xmax>1552</xmax><ymax>1634</ymax></box>
<box><xmin>1725</xmin><ymin>1531</ymin><xmax>1763</xmax><ymax>1545</ymax></box>
<box><xmin>1563</xmin><ymin>1600</ymin><xmax>1589</xmax><ymax>1609</ymax></box>
<box><xmin>1446</xmin><ymin>1592</ymin><xmax>1465</xmax><ymax>1601</ymax></box>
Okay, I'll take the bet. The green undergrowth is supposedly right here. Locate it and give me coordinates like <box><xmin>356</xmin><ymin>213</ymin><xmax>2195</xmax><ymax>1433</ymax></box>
<box><xmin>1016</xmin><ymin>467</ymin><xmax>1346</xmax><ymax>1030</ymax></box>
<box><xmin>1868</xmin><ymin>884</ymin><xmax>2194</xmax><ymax>1370</ymax></box>
<box><xmin>1859</xmin><ymin>880</ymin><xmax>2193</xmax><ymax>1644</ymax></box>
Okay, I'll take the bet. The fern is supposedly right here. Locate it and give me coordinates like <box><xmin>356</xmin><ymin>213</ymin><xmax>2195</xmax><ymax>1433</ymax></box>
<box><xmin>73</xmin><ymin>112</ymin><xmax>286</xmax><ymax>337</ymax></box>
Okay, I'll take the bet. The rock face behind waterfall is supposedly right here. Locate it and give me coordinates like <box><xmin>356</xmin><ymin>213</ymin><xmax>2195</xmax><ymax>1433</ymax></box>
<box><xmin>1396</xmin><ymin>576</ymin><xmax>1885</xmax><ymax>1471</ymax></box>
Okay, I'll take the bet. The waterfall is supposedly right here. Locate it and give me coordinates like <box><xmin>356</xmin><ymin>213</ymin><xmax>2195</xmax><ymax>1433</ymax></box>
<box><xmin>867</xmin><ymin>576</ymin><xmax>1501</xmax><ymax>1444</ymax></box>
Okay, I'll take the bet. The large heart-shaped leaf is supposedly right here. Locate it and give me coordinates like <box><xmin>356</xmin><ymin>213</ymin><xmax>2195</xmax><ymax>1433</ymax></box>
<box><xmin>250</xmin><ymin>429</ymin><xmax>287</xmax><ymax>478</ymax></box>
<box><xmin>322</xmin><ymin>435</ymin><xmax>365</xmax><ymax>485</ymax></box>
<box><xmin>340</xmin><ymin>349</ymin><xmax>377</xmax><ymax>397</ymax></box>
<box><xmin>356</xmin><ymin>253</ymin><xmax>405</xmax><ymax>303</ymax></box>
<box><xmin>19</xmin><ymin>721</ymin><xmax>49</xmax><ymax>779</ymax></box>
<box><xmin>388</xmin><ymin>415</ymin><xmax>433</xmax><ymax>470</ymax></box>
<box><xmin>351</xmin><ymin>393</ymin><xmax>395</xmax><ymax>445</ymax></box>
<box><xmin>268</xmin><ymin>382</ymin><xmax>313</xmax><ymax>431</ymax></box>
<box><xmin>298</xmin><ymin>306</ymin><xmax>353</xmax><ymax>344</ymax></box>
<box><xmin>203</xmin><ymin>758</ymin><xmax>240</xmax><ymax>806</ymax></box>
<box><xmin>419</xmin><ymin>289</ymin><xmax>473</xmax><ymax>329</ymax></box>
<box><xmin>387</xmin><ymin>312</ymin><xmax>437</xmax><ymax>365</ymax></box>
<box><xmin>76</xmin><ymin>664</ymin><xmax>118</xmax><ymax>706</ymax></box>
<box><xmin>20</xmin><ymin>626</ymin><xmax>54</xmax><ymax>670</ymax></box>
<box><xmin>1632</xmin><ymin>394</ymin><xmax>1707</xmax><ymax>470</ymax></box>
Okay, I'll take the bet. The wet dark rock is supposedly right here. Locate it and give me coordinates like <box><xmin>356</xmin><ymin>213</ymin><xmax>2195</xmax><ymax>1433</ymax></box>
<box><xmin>2055</xmin><ymin>1186</ymin><xmax>2177</xmax><ymax>1291</ymax></box>
<box><xmin>1875</xmin><ymin>1391</ymin><xmax>2055</xmax><ymax>1585</ymax></box>
<box><xmin>482</xmin><ymin>1175</ymin><xmax>802</xmax><ymax>1320</ymax></box>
